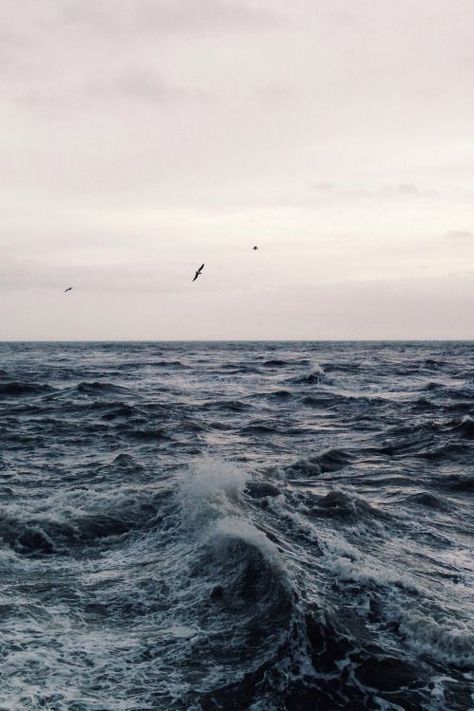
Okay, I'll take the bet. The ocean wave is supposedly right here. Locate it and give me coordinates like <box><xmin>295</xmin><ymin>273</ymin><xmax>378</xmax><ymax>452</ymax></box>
<box><xmin>153</xmin><ymin>359</ymin><xmax>190</xmax><ymax>369</ymax></box>
<box><xmin>179</xmin><ymin>458</ymin><xmax>250</xmax><ymax>528</ymax></box>
<box><xmin>439</xmin><ymin>474</ymin><xmax>474</xmax><ymax>492</ymax></box>
<box><xmin>396</xmin><ymin>610</ymin><xmax>474</xmax><ymax>670</ymax></box>
<box><xmin>373</xmin><ymin>422</ymin><xmax>469</xmax><ymax>459</ymax></box>
<box><xmin>75</xmin><ymin>381</ymin><xmax>128</xmax><ymax>395</ymax></box>
<box><xmin>240</xmin><ymin>423</ymin><xmax>278</xmax><ymax>435</ymax></box>
<box><xmin>302</xmin><ymin>393</ymin><xmax>337</xmax><ymax>407</ymax></box>
<box><xmin>262</xmin><ymin>359</ymin><xmax>289</xmax><ymax>367</ymax></box>
<box><xmin>412</xmin><ymin>396</ymin><xmax>438</xmax><ymax>411</ymax></box>
<box><xmin>1</xmin><ymin>342</ymin><xmax>473</xmax><ymax>709</ymax></box>
<box><xmin>110</xmin><ymin>452</ymin><xmax>144</xmax><ymax>468</ymax></box>
<box><xmin>245</xmin><ymin>481</ymin><xmax>282</xmax><ymax>499</ymax></box>
<box><xmin>0</xmin><ymin>485</ymin><xmax>170</xmax><ymax>556</ymax></box>
<box><xmin>100</xmin><ymin>403</ymin><xmax>142</xmax><ymax>420</ymax></box>
<box><xmin>117</xmin><ymin>426</ymin><xmax>173</xmax><ymax>442</ymax></box>
<box><xmin>198</xmin><ymin>399</ymin><xmax>252</xmax><ymax>412</ymax></box>
<box><xmin>320</xmin><ymin>361</ymin><xmax>361</xmax><ymax>373</ymax></box>
<box><xmin>420</xmin><ymin>442</ymin><xmax>472</xmax><ymax>462</ymax></box>
<box><xmin>173</xmin><ymin>458</ymin><xmax>308</xmax><ymax>707</ymax></box>
<box><xmin>401</xmin><ymin>491</ymin><xmax>449</xmax><ymax>510</ymax></box>
<box><xmin>310</xmin><ymin>489</ymin><xmax>389</xmax><ymax>522</ymax></box>
<box><xmin>0</xmin><ymin>382</ymin><xmax>54</xmax><ymax>397</ymax></box>
<box><xmin>219</xmin><ymin>363</ymin><xmax>263</xmax><ymax>374</ymax></box>
<box><xmin>448</xmin><ymin>415</ymin><xmax>474</xmax><ymax>439</ymax></box>
<box><xmin>283</xmin><ymin>449</ymin><xmax>353</xmax><ymax>478</ymax></box>
<box><xmin>266</xmin><ymin>389</ymin><xmax>293</xmax><ymax>400</ymax></box>
<box><xmin>290</xmin><ymin>370</ymin><xmax>326</xmax><ymax>385</ymax></box>
<box><xmin>423</xmin><ymin>381</ymin><xmax>474</xmax><ymax>400</ymax></box>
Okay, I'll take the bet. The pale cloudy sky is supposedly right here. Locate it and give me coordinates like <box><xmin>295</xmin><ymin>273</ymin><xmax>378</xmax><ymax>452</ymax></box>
<box><xmin>0</xmin><ymin>0</ymin><xmax>473</xmax><ymax>339</ymax></box>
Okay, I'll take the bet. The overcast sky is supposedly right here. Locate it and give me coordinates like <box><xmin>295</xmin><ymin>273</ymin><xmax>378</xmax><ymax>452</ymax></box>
<box><xmin>1</xmin><ymin>0</ymin><xmax>473</xmax><ymax>339</ymax></box>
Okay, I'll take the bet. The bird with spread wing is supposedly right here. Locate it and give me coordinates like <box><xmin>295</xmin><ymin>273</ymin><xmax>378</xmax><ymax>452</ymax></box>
<box><xmin>192</xmin><ymin>264</ymin><xmax>204</xmax><ymax>282</ymax></box>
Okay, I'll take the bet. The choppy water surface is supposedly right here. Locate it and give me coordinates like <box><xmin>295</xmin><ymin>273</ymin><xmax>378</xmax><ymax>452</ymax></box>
<box><xmin>0</xmin><ymin>341</ymin><xmax>473</xmax><ymax>710</ymax></box>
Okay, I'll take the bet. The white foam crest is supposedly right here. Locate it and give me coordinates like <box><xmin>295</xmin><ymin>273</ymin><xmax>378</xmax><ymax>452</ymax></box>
<box><xmin>0</xmin><ymin>547</ymin><xmax>20</xmax><ymax>566</ymax></box>
<box><xmin>45</xmin><ymin>482</ymin><xmax>163</xmax><ymax>516</ymax></box>
<box><xmin>179</xmin><ymin>458</ymin><xmax>286</xmax><ymax>573</ymax></box>
<box><xmin>321</xmin><ymin>533</ymin><xmax>474</xmax><ymax>668</ymax></box>
<box><xmin>328</xmin><ymin>555</ymin><xmax>419</xmax><ymax>591</ymax></box>
<box><xmin>179</xmin><ymin>457</ymin><xmax>250</xmax><ymax>526</ymax></box>
<box><xmin>213</xmin><ymin>516</ymin><xmax>283</xmax><ymax>571</ymax></box>
<box><xmin>0</xmin><ymin>622</ymin><xmax>148</xmax><ymax>710</ymax></box>
<box><xmin>372</xmin><ymin>698</ymin><xmax>405</xmax><ymax>711</ymax></box>
<box><xmin>1</xmin><ymin>482</ymin><xmax>165</xmax><ymax>530</ymax></box>
<box><xmin>320</xmin><ymin>533</ymin><xmax>419</xmax><ymax>591</ymax></box>
<box><xmin>397</xmin><ymin>612</ymin><xmax>474</xmax><ymax>668</ymax></box>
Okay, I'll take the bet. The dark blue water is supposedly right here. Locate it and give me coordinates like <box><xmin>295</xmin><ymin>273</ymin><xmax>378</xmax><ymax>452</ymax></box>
<box><xmin>0</xmin><ymin>342</ymin><xmax>473</xmax><ymax>710</ymax></box>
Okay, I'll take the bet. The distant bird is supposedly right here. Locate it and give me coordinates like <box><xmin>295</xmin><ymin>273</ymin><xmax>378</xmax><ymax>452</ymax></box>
<box><xmin>64</xmin><ymin>287</ymin><xmax>73</xmax><ymax>293</ymax></box>
<box><xmin>192</xmin><ymin>264</ymin><xmax>204</xmax><ymax>282</ymax></box>
<box><xmin>253</xmin><ymin>246</ymin><xmax>258</xmax><ymax>250</ymax></box>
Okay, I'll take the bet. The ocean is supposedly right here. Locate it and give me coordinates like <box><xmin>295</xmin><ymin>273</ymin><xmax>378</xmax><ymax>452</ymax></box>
<box><xmin>0</xmin><ymin>341</ymin><xmax>473</xmax><ymax>710</ymax></box>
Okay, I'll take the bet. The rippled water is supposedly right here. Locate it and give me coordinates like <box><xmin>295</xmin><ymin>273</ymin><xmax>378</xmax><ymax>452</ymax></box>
<box><xmin>0</xmin><ymin>341</ymin><xmax>473</xmax><ymax>710</ymax></box>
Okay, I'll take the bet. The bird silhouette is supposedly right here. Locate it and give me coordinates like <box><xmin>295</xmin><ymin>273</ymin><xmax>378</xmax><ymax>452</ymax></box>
<box><xmin>192</xmin><ymin>264</ymin><xmax>204</xmax><ymax>282</ymax></box>
<box><xmin>253</xmin><ymin>246</ymin><xmax>258</xmax><ymax>250</ymax></box>
<box><xmin>64</xmin><ymin>287</ymin><xmax>73</xmax><ymax>293</ymax></box>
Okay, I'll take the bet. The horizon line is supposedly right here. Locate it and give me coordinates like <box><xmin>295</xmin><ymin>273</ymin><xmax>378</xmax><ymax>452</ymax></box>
<box><xmin>0</xmin><ymin>339</ymin><xmax>473</xmax><ymax>344</ymax></box>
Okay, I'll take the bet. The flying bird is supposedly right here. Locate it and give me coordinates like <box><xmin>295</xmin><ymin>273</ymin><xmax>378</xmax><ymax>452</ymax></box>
<box><xmin>192</xmin><ymin>264</ymin><xmax>204</xmax><ymax>282</ymax></box>
<box><xmin>64</xmin><ymin>287</ymin><xmax>73</xmax><ymax>293</ymax></box>
<box><xmin>253</xmin><ymin>246</ymin><xmax>258</xmax><ymax>250</ymax></box>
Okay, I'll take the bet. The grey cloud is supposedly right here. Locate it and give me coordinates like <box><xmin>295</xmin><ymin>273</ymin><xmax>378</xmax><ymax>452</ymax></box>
<box><xmin>445</xmin><ymin>230</ymin><xmax>474</xmax><ymax>240</ymax></box>
<box><xmin>0</xmin><ymin>26</ymin><xmax>35</xmax><ymax>78</ymax></box>
<box><xmin>1</xmin><ymin>0</ymin><xmax>281</xmax><ymax>108</ymax></box>
<box><xmin>17</xmin><ymin>67</ymin><xmax>217</xmax><ymax>111</ymax></box>
<box><xmin>62</xmin><ymin>0</ymin><xmax>283</xmax><ymax>37</ymax></box>
<box><xmin>311</xmin><ymin>182</ymin><xmax>438</xmax><ymax>200</ymax></box>
<box><xmin>91</xmin><ymin>68</ymin><xmax>217</xmax><ymax>106</ymax></box>
<box><xmin>379</xmin><ymin>184</ymin><xmax>421</xmax><ymax>197</ymax></box>
<box><xmin>0</xmin><ymin>25</ymin><xmax>30</xmax><ymax>51</ymax></box>
<box><xmin>322</xmin><ymin>11</ymin><xmax>359</xmax><ymax>30</ymax></box>
<box><xmin>250</xmin><ymin>83</ymin><xmax>295</xmax><ymax>109</ymax></box>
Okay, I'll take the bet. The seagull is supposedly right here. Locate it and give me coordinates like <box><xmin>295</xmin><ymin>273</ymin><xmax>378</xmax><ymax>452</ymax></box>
<box><xmin>192</xmin><ymin>264</ymin><xmax>204</xmax><ymax>282</ymax></box>
<box><xmin>253</xmin><ymin>246</ymin><xmax>258</xmax><ymax>250</ymax></box>
<box><xmin>64</xmin><ymin>287</ymin><xmax>73</xmax><ymax>293</ymax></box>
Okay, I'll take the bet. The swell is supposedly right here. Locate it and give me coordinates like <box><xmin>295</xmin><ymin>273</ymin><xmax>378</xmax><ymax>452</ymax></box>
<box><xmin>370</xmin><ymin>420</ymin><xmax>474</xmax><ymax>460</ymax></box>
<box><xmin>0</xmin><ymin>382</ymin><xmax>54</xmax><ymax>397</ymax></box>
<box><xmin>0</xmin><ymin>485</ymin><xmax>170</xmax><ymax>556</ymax></box>
<box><xmin>75</xmin><ymin>381</ymin><xmax>129</xmax><ymax>396</ymax></box>
<box><xmin>307</xmin><ymin>489</ymin><xmax>390</xmax><ymax>523</ymax></box>
<box><xmin>282</xmin><ymin>449</ymin><xmax>353</xmax><ymax>478</ymax></box>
